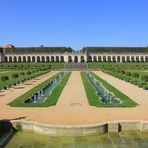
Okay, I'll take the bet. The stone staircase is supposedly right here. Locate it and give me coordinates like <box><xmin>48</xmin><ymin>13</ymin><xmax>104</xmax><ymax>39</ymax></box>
<box><xmin>64</xmin><ymin>63</ymin><xmax>88</xmax><ymax>71</ymax></box>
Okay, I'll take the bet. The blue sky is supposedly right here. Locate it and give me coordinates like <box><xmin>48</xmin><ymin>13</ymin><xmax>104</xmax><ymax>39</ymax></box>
<box><xmin>0</xmin><ymin>0</ymin><xmax>148</xmax><ymax>50</ymax></box>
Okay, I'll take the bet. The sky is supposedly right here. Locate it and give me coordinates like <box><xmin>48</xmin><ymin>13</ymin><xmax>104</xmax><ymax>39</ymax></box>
<box><xmin>0</xmin><ymin>0</ymin><xmax>148</xmax><ymax>50</ymax></box>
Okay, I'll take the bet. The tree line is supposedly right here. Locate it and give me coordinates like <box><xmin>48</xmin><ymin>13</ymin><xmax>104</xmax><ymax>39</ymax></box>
<box><xmin>81</xmin><ymin>47</ymin><xmax>148</xmax><ymax>53</ymax></box>
<box><xmin>5</xmin><ymin>47</ymin><xmax>74</xmax><ymax>54</ymax></box>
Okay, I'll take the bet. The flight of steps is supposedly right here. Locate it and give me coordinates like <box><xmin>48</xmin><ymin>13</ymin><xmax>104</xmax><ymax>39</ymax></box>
<box><xmin>64</xmin><ymin>63</ymin><xmax>88</xmax><ymax>71</ymax></box>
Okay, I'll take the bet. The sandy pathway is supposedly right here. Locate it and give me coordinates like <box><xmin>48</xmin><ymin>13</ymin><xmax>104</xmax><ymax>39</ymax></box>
<box><xmin>1</xmin><ymin>71</ymin><xmax>148</xmax><ymax>125</ymax></box>
<box><xmin>57</xmin><ymin>71</ymin><xmax>89</xmax><ymax>107</ymax></box>
<box><xmin>0</xmin><ymin>71</ymin><xmax>58</xmax><ymax>107</ymax></box>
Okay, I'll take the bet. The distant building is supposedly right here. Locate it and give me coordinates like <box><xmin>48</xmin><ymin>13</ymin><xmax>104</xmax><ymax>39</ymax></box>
<box><xmin>1</xmin><ymin>46</ymin><xmax>148</xmax><ymax>63</ymax></box>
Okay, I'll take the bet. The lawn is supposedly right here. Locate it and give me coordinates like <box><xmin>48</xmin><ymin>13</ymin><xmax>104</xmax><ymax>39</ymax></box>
<box><xmin>81</xmin><ymin>72</ymin><xmax>138</xmax><ymax>107</ymax></box>
<box><xmin>9</xmin><ymin>72</ymin><xmax>71</xmax><ymax>107</ymax></box>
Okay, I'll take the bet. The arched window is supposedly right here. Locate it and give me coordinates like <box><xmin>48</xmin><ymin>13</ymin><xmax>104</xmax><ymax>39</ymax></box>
<box><xmin>117</xmin><ymin>56</ymin><xmax>120</xmax><ymax>62</ymax></box>
<box><xmin>46</xmin><ymin>56</ymin><xmax>50</xmax><ymax>62</ymax></box>
<box><xmin>131</xmin><ymin>56</ymin><xmax>135</xmax><ymax>62</ymax></box>
<box><xmin>103</xmin><ymin>56</ymin><xmax>106</xmax><ymax>62</ymax></box>
<box><xmin>27</xmin><ymin>56</ymin><xmax>31</xmax><ymax>62</ymax></box>
<box><xmin>32</xmin><ymin>56</ymin><xmax>36</xmax><ymax>62</ymax></box>
<box><xmin>9</xmin><ymin>57</ymin><xmax>12</xmax><ymax>62</ymax></box>
<box><xmin>93</xmin><ymin>56</ymin><xmax>97</xmax><ymax>62</ymax></box>
<box><xmin>14</xmin><ymin>56</ymin><xmax>17</xmax><ymax>62</ymax></box>
<box><xmin>88</xmin><ymin>56</ymin><xmax>92</xmax><ymax>62</ymax></box>
<box><xmin>60</xmin><ymin>56</ymin><xmax>64</xmax><ymax>62</ymax></box>
<box><xmin>98</xmin><ymin>56</ymin><xmax>102</xmax><ymax>62</ymax></box>
<box><xmin>74</xmin><ymin>56</ymin><xmax>78</xmax><ymax>63</ymax></box>
<box><xmin>108</xmin><ymin>56</ymin><xmax>111</xmax><ymax>62</ymax></box>
<box><xmin>68</xmin><ymin>56</ymin><xmax>72</xmax><ymax>62</ymax></box>
<box><xmin>122</xmin><ymin>56</ymin><xmax>125</xmax><ymax>62</ymax></box>
<box><xmin>126</xmin><ymin>56</ymin><xmax>130</xmax><ymax>62</ymax></box>
<box><xmin>41</xmin><ymin>56</ymin><xmax>45</xmax><ymax>62</ymax></box>
<box><xmin>136</xmin><ymin>56</ymin><xmax>139</xmax><ymax>62</ymax></box>
<box><xmin>145</xmin><ymin>56</ymin><xmax>148</xmax><ymax>62</ymax></box>
<box><xmin>140</xmin><ymin>56</ymin><xmax>144</xmax><ymax>62</ymax></box>
<box><xmin>56</xmin><ymin>56</ymin><xmax>59</xmax><ymax>62</ymax></box>
<box><xmin>18</xmin><ymin>56</ymin><xmax>22</xmax><ymax>62</ymax></box>
<box><xmin>51</xmin><ymin>56</ymin><xmax>54</xmax><ymax>62</ymax></box>
<box><xmin>37</xmin><ymin>56</ymin><xmax>40</xmax><ymax>62</ymax></box>
<box><xmin>5</xmin><ymin>56</ymin><xmax>8</xmax><ymax>62</ymax></box>
<box><xmin>23</xmin><ymin>56</ymin><xmax>26</xmax><ymax>62</ymax></box>
<box><xmin>112</xmin><ymin>56</ymin><xmax>116</xmax><ymax>62</ymax></box>
<box><xmin>81</xmin><ymin>56</ymin><xmax>85</xmax><ymax>62</ymax></box>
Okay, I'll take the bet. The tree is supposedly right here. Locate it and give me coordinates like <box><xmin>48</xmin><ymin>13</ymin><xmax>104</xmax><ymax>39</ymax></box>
<box><xmin>20</xmin><ymin>72</ymin><xmax>25</xmax><ymax>76</ymax></box>
<box><xmin>141</xmin><ymin>75</ymin><xmax>148</xmax><ymax>82</ymax></box>
<box><xmin>132</xmin><ymin>73</ymin><xmax>139</xmax><ymax>78</ymax></box>
<box><xmin>26</xmin><ymin>71</ymin><xmax>31</xmax><ymax>75</ymax></box>
<box><xmin>126</xmin><ymin>72</ymin><xmax>131</xmax><ymax>77</ymax></box>
<box><xmin>1</xmin><ymin>76</ymin><xmax>9</xmax><ymax>89</ymax></box>
<box><xmin>12</xmin><ymin>73</ymin><xmax>19</xmax><ymax>84</ymax></box>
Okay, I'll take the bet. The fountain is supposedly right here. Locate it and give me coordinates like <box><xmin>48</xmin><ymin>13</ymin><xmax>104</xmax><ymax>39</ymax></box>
<box><xmin>85</xmin><ymin>72</ymin><xmax>120</xmax><ymax>104</ymax></box>
<box><xmin>24</xmin><ymin>72</ymin><xmax>68</xmax><ymax>104</ymax></box>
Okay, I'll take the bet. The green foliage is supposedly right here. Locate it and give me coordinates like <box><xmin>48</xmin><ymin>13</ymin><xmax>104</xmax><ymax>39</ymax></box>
<box><xmin>1</xmin><ymin>75</ymin><xmax>9</xmax><ymax>82</ymax></box>
<box><xmin>91</xmin><ymin>72</ymin><xmax>138</xmax><ymax>107</ymax></box>
<box><xmin>12</xmin><ymin>73</ymin><xmax>19</xmax><ymax>79</ymax></box>
<box><xmin>126</xmin><ymin>72</ymin><xmax>131</xmax><ymax>77</ymax></box>
<box><xmin>82</xmin><ymin>47</ymin><xmax>148</xmax><ymax>53</ymax></box>
<box><xmin>9</xmin><ymin>72</ymin><xmax>71</xmax><ymax>107</ymax></box>
<box><xmin>132</xmin><ymin>73</ymin><xmax>139</xmax><ymax>78</ymax></box>
<box><xmin>5</xmin><ymin>47</ymin><xmax>73</xmax><ymax>54</ymax></box>
<box><xmin>141</xmin><ymin>75</ymin><xmax>148</xmax><ymax>82</ymax></box>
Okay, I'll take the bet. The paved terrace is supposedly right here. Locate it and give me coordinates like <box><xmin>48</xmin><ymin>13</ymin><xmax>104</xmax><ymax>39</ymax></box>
<box><xmin>0</xmin><ymin>71</ymin><xmax>148</xmax><ymax>125</ymax></box>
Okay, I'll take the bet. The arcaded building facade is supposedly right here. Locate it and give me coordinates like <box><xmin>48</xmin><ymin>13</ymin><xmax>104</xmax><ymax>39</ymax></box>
<box><xmin>1</xmin><ymin>48</ymin><xmax>148</xmax><ymax>63</ymax></box>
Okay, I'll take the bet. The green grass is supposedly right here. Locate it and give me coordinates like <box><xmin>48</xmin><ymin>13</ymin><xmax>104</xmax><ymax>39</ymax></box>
<box><xmin>81</xmin><ymin>72</ymin><xmax>138</xmax><ymax>107</ymax></box>
<box><xmin>88</xmin><ymin>62</ymin><xmax>148</xmax><ymax>71</ymax></box>
<box><xmin>9</xmin><ymin>72</ymin><xmax>71</xmax><ymax>107</ymax></box>
<box><xmin>0</xmin><ymin>62</ymin><xmax>64</xmax><ymax>70</ymax></box>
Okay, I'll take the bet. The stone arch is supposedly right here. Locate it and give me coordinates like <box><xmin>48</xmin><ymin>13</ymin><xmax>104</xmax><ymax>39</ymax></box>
<box><xmin>46</xmin><ymin>56</ymin><xmax>50</xmax><ymax>62</ymax></box>
<box><xmin>56</xmin><ymin>56</ymin><xmax>59</xmax><ymax>62</ymax></box>
<box><xmin>27</xmin><ymin>56</ymin><xmax>31</xmax><ymax>62</ymax></box>
<box><xmin>103</xmin><ymin>56</ymin><xmax>106</xmax><ymax>62</ymax></box>
<box><xmin>37</xmin><ymin>56</ymin><xmax>40</xmax><ymax>62</ymax></box>
<box><xmin>18</xmin><ymin>56</ymin><xmax>22</xmax><ymax>62</ymax></box>
<box><xmin>14</xmin><ymin>56</ymin><xmax>17</xmax><ymax>62</ymax></box>
<box><xmin>122</xmin><ymin>56</ymin><xmax>125</xmax><ymax>62</ymax></box>
<box><xmin>9</xmin><ymin>56</ymin><xmax>12</xmax><ymax>62</ymax></box>
<box><xmin>51</xmin><ymin>56</ymin><xmax>54</xmax><ymax>62</ymax></box>
<box><xmin>81</xmin><ymin>56</ymin><xmax>85</xmax><ymax>62</ymax></box>
<box><xmin>41</xmin><ymin>56</ymin><xmax>45</xmax><ymax>62</ymax></box>
<box><xmin>131</xmin><ymin>56</ymin><xmax>135</xmax><ymax>62</ymax></box>
<box><xmin>108</xmin><ymin>56</ymin><xmax>111</xmax><ymax>62</ymax></box>
<box><xmin>126</xmin><ymin>56</ymin><xmax>130</xmax><ymax>62</ymax></box>
<box><xmin>145</xmin><ymin>56</ymin><xmax>148</xmax><ymax>62</ymax></box>
<box><xmin>60</xmin><ymin>56</ymin><xmax>64</xmax><ymax>62</ymax></box>
<box><xmin>5</xmin><ymin>56</ymin><xmax>8</xmax><ymax>62</ymax></box>
<box><xmin>68</xmin><ymin>56</ymin><xmax>72</xmax><ymax>62</ymax></box>
<box><xmin>88</xmin><ymin>56</ymin><xmax>92</xmax><ymax>62</ymax></box>
<box><xmin>136</xmin><ymin>56</ymin><xmax>139</xmax><ymax>62</ymax></box>
<box><xmin>98</xmin><ymin>56</ymin><xmax>102</xmax><ymax>62</ymax></box>
<box><xmin>74</xmin><ymin>56</ymin><xmax>78</xmax><ymax>63</ymax></box>
<box><xmin>117</xmin><ymin>56</ymin><xmax>120</xmax><ymax>62</ymax></box>
<box><xmin>32</xmin><ymin>56</ymin><xmax>36</xmax><ymax>62</ymax></box>
<box><xmin>93</xmin><ymin>56</ymin><xmax>97</xmax><ymax>62</ymax></box>
<box><xmin>23</xmin><ymin>56</ymin><xmax>26</xmax><ymax>62</ymax></box>
<box><xmin>112</xmin><ymin>56</ymin><xmax>116</xmax><ymax>62</ymax></box>
<box><xmin>140</xmin><ymin>56</ymin><xmax>144</xmax><ymax>62</ymax></box>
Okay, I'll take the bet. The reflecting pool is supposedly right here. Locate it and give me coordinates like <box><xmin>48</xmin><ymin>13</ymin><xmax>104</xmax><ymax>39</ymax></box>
<box><xmin>85</xmin><ymin>72</ymin><xmax>120</xmax><ymax>104</ymax></box>
<box><xmin>6</xmin><ymin>131</ymin><xmax>148</xmax><ymax>148</ymax></box>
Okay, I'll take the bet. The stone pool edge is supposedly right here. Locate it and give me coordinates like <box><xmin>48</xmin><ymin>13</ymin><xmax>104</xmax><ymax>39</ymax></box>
<box><xmin>9</xmin><ymin>120</ymin><xmax>148</xmax><ymax>136</ymax></box>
